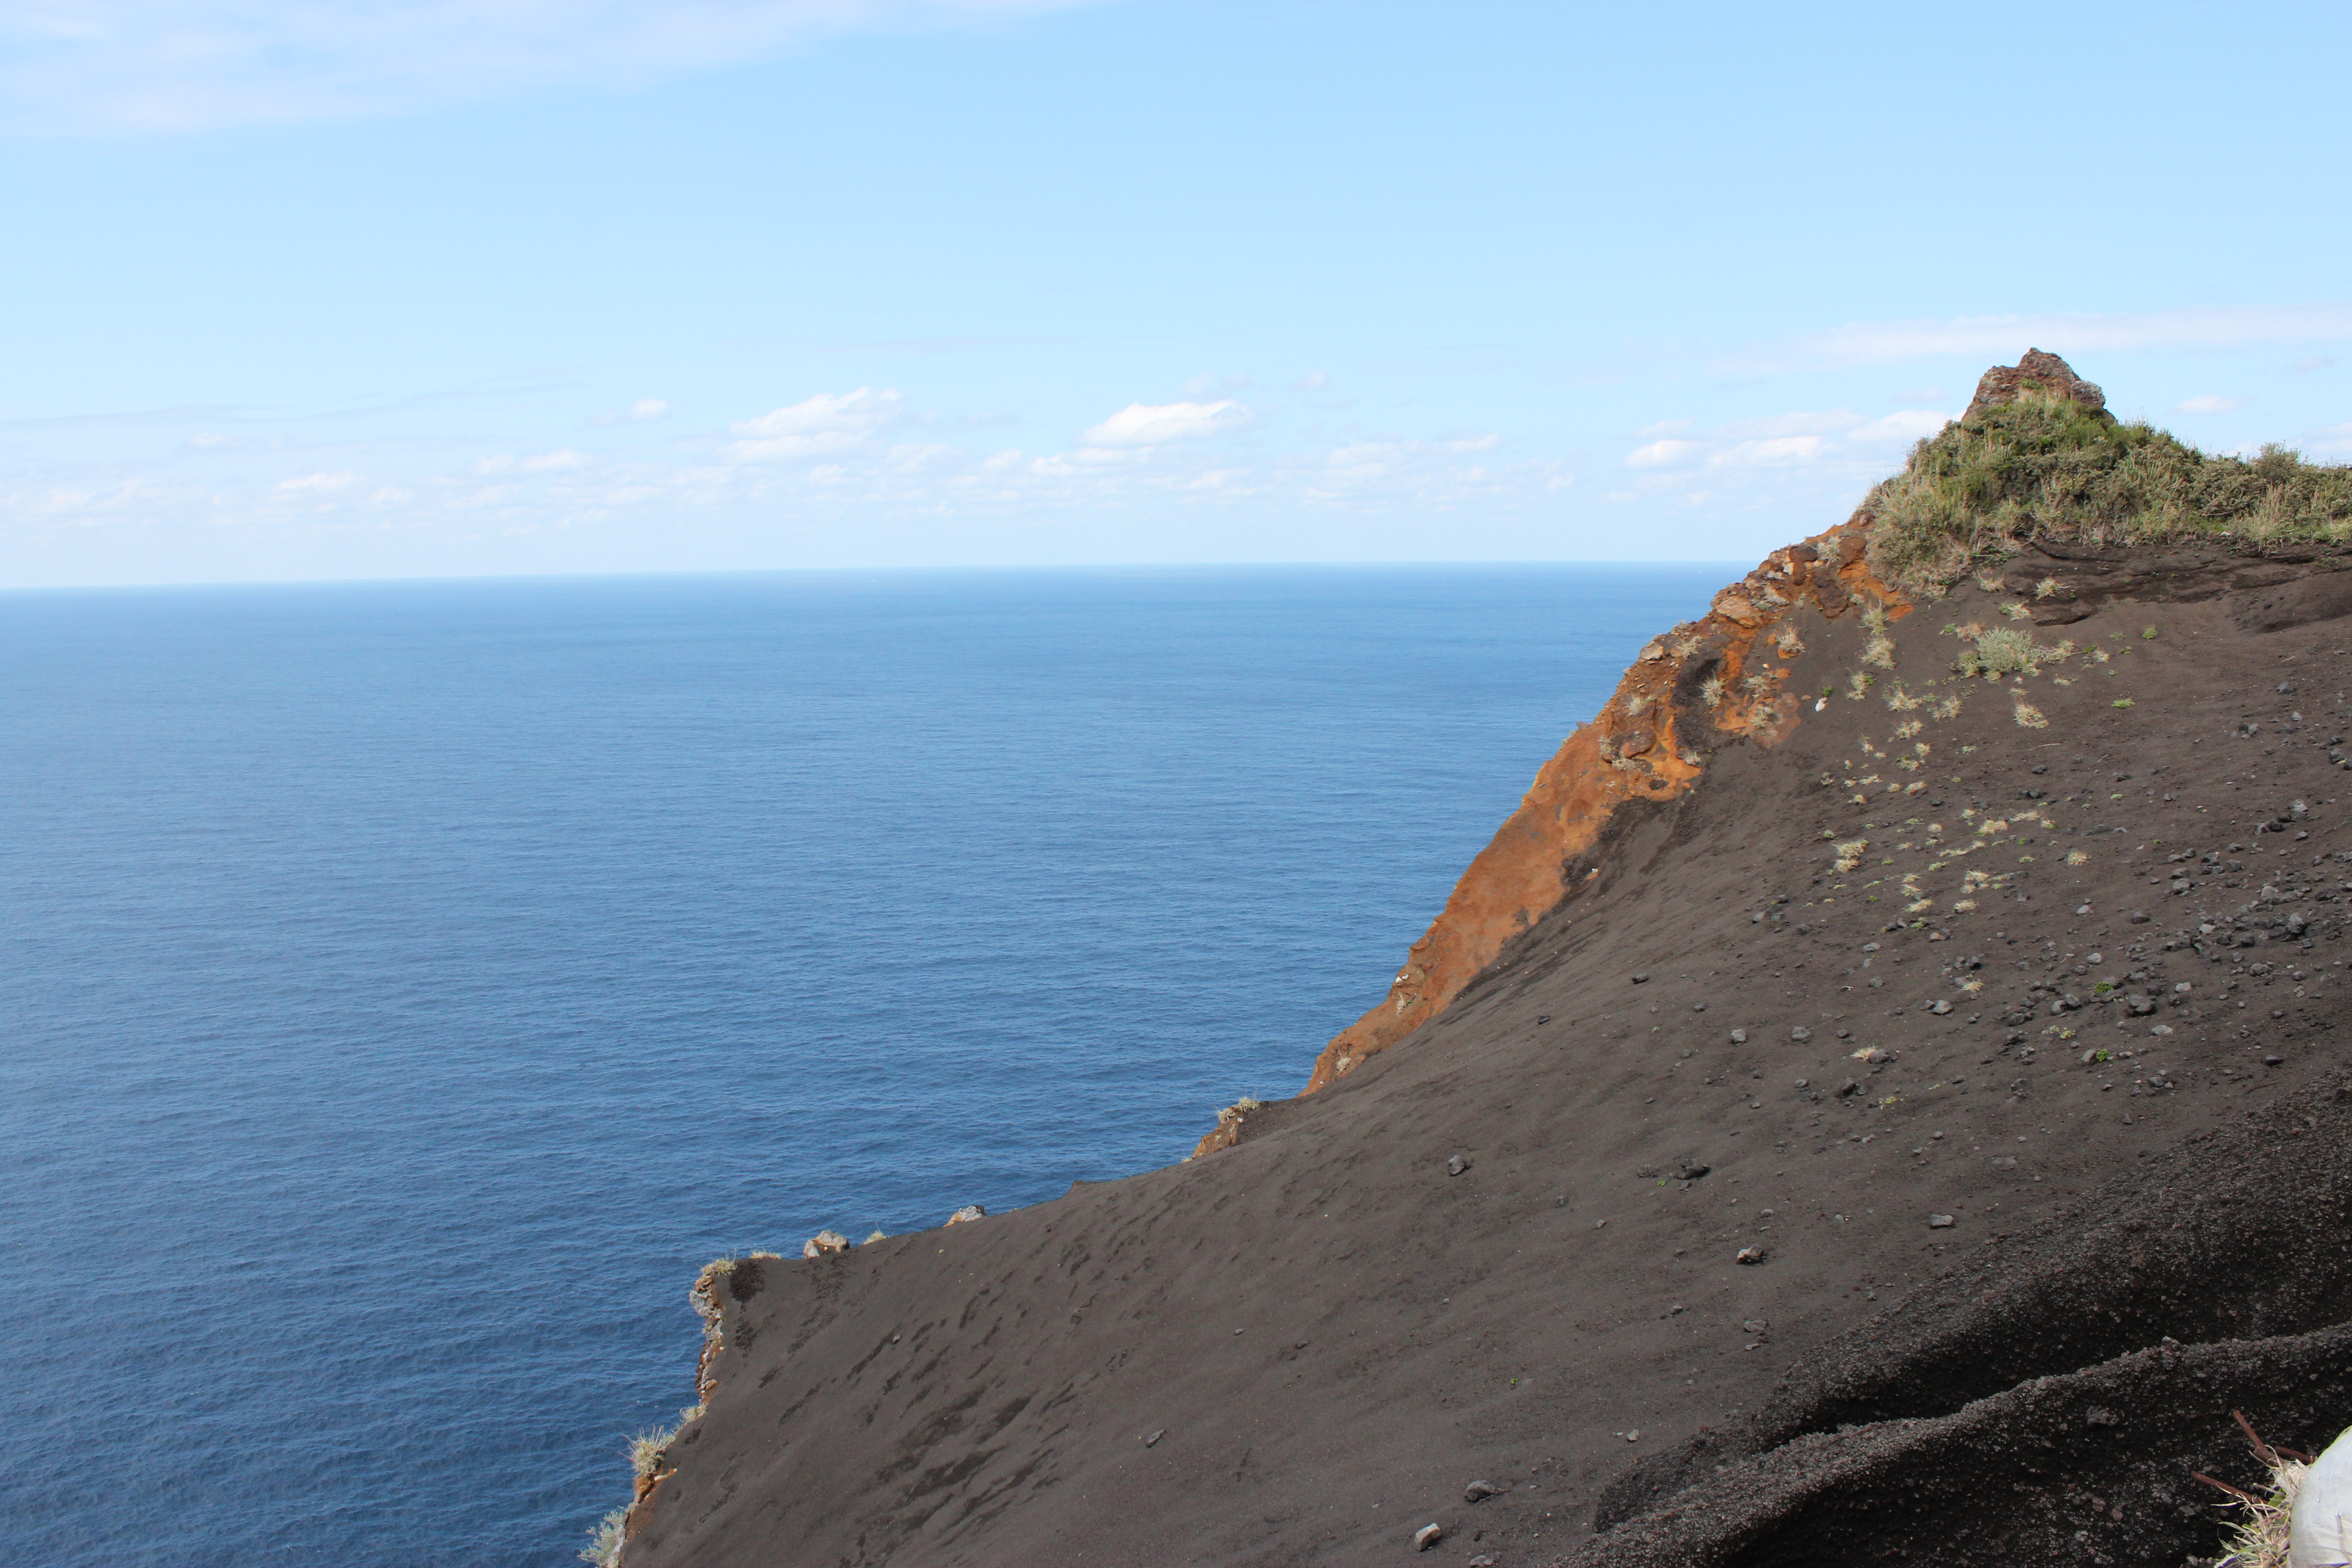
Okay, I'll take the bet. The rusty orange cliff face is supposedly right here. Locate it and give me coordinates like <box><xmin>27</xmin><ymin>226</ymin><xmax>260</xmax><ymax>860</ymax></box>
<box><xmin>1190</xmin><ymin>521</ymin><xmax>1904</xmax><ymax>1160</ymax></box>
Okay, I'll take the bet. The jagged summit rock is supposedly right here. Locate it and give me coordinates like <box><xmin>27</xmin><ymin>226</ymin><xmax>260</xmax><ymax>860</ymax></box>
<box><xmin>1962</xmin><ymin>347</ymin><xmax>2107</xmax><ymax>421</ymax></box>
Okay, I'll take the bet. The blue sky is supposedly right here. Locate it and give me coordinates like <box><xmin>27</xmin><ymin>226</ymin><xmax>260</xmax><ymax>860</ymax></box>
<box><xmin>5</xmin><ymin>0</ymin><xmax>2350</xmax><ymax>587</ymax></box>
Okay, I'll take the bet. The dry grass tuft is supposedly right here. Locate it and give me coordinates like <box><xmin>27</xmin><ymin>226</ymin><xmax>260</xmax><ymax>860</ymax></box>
<box><xmin>2192</xmin><ymin>1412</ymin><xmax>2312</xmax><ymax>1568</ymax></box>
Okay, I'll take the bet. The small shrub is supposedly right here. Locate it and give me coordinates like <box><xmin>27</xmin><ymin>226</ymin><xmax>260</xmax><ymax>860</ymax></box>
<box><xmin>2141</xmin><ymin>625</ymin><xmax>2159</xmax><ymax>639</ymax></box>
<box><xmin>2034</xmin><ymin>576</ymin><xmax>2060</xmax><ymax>598</ymax></box>
<box><xmin>1700</xmin><ymin>674</ymin><xmax>1726</xmax><ymax>708</ymax></box>
<box><xmin>2113</xmin><ymin>697</ymin><xmax>2135</xmax><ymax>708</ymax></box>
<box><xmin>1845</xmin><ymin>671</ymin><xmax>1873</xmax><ymax>700</ymax></box>
<box><xmin>863</xmin><ymin>1230</ymin><xmax>887</xmax><ymax>1244</ymax></box>
<box><xmin>2066</xmin><ymin>849</ymin><xmax>2089</xmax><ymax>866</ymax></box>
<box><xmin>2012</xmin><ymin>696</ymin><xmax>2048</xmax><ymax>728</ymax></box>
<box><xmin>1960</xmin><ymin>626</ymin><xmax>2036</xmax><ymax>676</ymax></box>
<box><xmin>1833</xmin><ymin>839</ymin><xmax>1868</xmax><ymax>873</ymax></box>
<box><xmin>580</xmin><ymin>1509</ymin><xmax>627</xmax><ymax>1567</ymax></box>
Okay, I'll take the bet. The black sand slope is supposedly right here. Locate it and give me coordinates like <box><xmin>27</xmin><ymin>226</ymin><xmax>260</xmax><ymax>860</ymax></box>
<box><xmin>614</xmin><ymin>425</ymin><xmax>2352</xmax><ymax>1565</ymax></box>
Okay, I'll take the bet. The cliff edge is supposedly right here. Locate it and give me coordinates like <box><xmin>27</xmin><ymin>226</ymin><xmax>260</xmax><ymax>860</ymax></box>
<box><xmin>599</xmin><ymin>355</ymin><xmax>2352</xmax><ymax>1568</ymax></box>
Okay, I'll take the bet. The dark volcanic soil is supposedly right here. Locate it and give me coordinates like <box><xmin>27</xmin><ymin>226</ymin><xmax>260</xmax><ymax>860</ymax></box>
<box><xmin>618</xmin><ymin>540</ymin><xmax>2352</xmax><ymax>1568</ymax></box>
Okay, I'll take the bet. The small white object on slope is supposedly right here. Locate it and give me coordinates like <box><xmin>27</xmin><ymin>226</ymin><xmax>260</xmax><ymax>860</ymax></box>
<box><xmin>2291</xmin><ymin>1425</ymin><xmax>2352</xmax><ymax>1567</ymax></box>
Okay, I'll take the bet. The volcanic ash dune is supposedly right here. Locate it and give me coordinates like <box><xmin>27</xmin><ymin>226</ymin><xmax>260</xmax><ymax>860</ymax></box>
<box><xmin>603</xmin><ymin>354</ymin><xmax>2352</xmax><ymax>1568</ymax></box>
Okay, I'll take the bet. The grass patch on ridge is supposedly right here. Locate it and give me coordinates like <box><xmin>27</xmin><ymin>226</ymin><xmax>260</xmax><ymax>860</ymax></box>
<box><xmin>1863</xmin><ymin>391</ymin><xmax>2352</xmax><ymax>592</ymax></box>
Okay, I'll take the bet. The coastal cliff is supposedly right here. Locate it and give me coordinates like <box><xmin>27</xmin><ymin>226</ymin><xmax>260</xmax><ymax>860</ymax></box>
<box><xmin>599</xmin><ymin>355</ymin><xmax>2352</xmax><ymax>1568</ymax></box>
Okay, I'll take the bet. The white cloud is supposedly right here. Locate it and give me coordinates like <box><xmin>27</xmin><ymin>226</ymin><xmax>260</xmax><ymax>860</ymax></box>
<box><xmin>476</xmin><ymin>449</ymin><xmax>589</xmax><ymax>473</ymax></box>
<box><xmin>274</xmin><ymin>470</ymin><xmax>358</xmax><ymax>493</ymax></box>
<box><xmin>0</xmin><ymin>0</ymin><xmax>1106</xmax><ymax>134</ymax></box>
<box><xmin>1081</xmin><ymin>399</ymin><xmax>1251</xmax><ymax>446</ymax></box>
<box><xmin>2308</xmin><ymin>422</ymin><xmax>2352</xmax><ymax>456</ymax></box>
<box><xmin>1848</xmin><ymin>410</ymin><xmax>1951</xmax><ymax>443</ymax></box>
<box><xmin>1626</xmin><ymin>439</ymin><xmax>1702</xmax><ymax>469</ymax></box>
<box><xmin>2176</xmin><ymin>395</ymin><xmax>2245</xmax><ymax>414</ymax></box>
<box><xmin>1635</xmin><ymin>418</ymin><xmax>1693</xmax><ymax>438</ymax></box>
<box><xmin>1619</xmin><ymin>407</ymin><xmax>1950</xmax><ymax>486</ymax></box>
<box><xmin>2290</xmin><ymin>356</ymin><xmax>2338</xmax><ymax>375</ymax></box>
<box><xmin>1708</xmin><ymin>435</ymin><xmax>1823</xmax><ymax>468</ymax></box>
<box><xmin>1730</xmin><ymin>304</ymin><xmax>2352</xmax><ymax>372</ymax></box>
<box><xmin>730</xmin><ymin>387</ymin><xmax>903</xmax><ymax>459</ymax></box>
<box><xmin>599</xmin><ymin>398</ymin><xmax>670</xmax><ymax>424</ymax></box>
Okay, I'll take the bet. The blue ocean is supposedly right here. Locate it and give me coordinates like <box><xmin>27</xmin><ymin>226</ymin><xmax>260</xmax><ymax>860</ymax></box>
<box><xmin>0</xmin><ymin>564</ymin><xmax>1725</xmax><ymax>1566</ymax></box>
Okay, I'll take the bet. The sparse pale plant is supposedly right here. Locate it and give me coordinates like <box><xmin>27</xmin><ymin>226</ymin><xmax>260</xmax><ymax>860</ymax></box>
<box><xmin>1932</xmin><ymin>695</ymin><xmax>1964</xmax><ymax>720</ymax></box>
<box><xmin>1960</xmin><ymin>626</ymin><xmax>2036</xmax><ymax>676</ymax></box>
<box><xmin>1974</xmin><ymin>573</ymin><xmax>2004</xmax><ymax>592</ymax></box>
<box><xmin>1845</xmin><ymin>671</ymin><xmax>1873</xmax><ymax>700</ymax></box>
<box><xmin>580</xmin><ymin>1509</ymin><xmax>627</xmax><ymax>1568</ymax></box>
<box><xmin>2011</xmin><ymin>696</ymin><xmax>2048</xmax><ymax>727</ymax></box>
<box><xmin>1951</xmin><ymin>898</ymin><xmax>1978</xmax><ymax>912</ymax></box>
<box><xmin>1700</xmin><ymin>674</ymin><xmax>1726</xmax><ymax>708</ymax></box>
<box><xmin>1884</xmin><ymin>682</ymin><xmax>1921</xmax><ymax>711</ymax></box>
<box><xmin>1833</xmin><ymin>839</ymin><xmax>1868</xmax><ymax>873</ymax></box>
<box><xmin>864</xmin><ymin>1230</ymin><xmax>887</xmax><ymax>1245</ymax></box>
<box><xmin>1741</xmin><ymin>671</ymin><xmax>1772</xmax><ymax>697</ymax></box>
<box><xmin>2090</xmin><ymin>646</ymin><xmax>2111</xmax><ymax>663</ymax></box>
<box><xmin>1625</xmin><ymin>692</ymin><xmax>1651</xmax><ymax>717</ymax></box>
<box><xmin>2066</xmin><ymin>849</ymin><xmax>2090</xmax><ymax>866</ymax></box>
<box><xmin>2034</xmin><ymin>576</ymin><xmax>2060</xmax><ymax>598</ymax></box>
<box><xmin>1894</xmin><ymin>718</ymin><xmax>1922</xmax><ymax>739</ymax></box>
<box><xmin>1775</xmin><ymin>627</ymin><xmax>1805</xmax><ymax>656</ymax></box>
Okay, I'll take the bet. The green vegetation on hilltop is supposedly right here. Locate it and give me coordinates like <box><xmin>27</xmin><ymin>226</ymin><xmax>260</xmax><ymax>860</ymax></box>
<box><xmin>1863</xmin><ymin>390</ymin><xmax>2352</xmax><ymax>591</ymax></box>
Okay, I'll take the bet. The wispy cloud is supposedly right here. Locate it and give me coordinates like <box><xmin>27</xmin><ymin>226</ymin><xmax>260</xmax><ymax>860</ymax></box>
<box><xmin>0</xmin><ymin>0</ymin><xmax>1105</xmax><ymax>134</ymax></box>
<box><xmin>1726</xmin><ymin>305</ymin><xmax>2352</xmax><ymax>373</ymax></box>
<box><xmin>1620</xmin><ymin>407</ymin><xmax>1951</xmax><ymax>483</ymax></box>
<box><xmin>2176</xmin><ymin>395</ymin><xmax>2245</xmax><ymax>415</ymax></box>
<box><xmin>1080</xmin><ymin>399</ymin><xmax>1251</xmax><ymax>446</ymax></box>
<box><xmin>729</xmin><ymin>387</ymin><xmax>902</xmax><ymax>459</ymax></box>
<box><xmin>1626</xmin><ymin>438</ymin><xmax>1701</xmax><ymax>469</ymax></box>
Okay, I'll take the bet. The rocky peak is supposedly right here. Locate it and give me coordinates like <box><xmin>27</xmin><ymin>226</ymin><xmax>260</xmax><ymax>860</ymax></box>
<box><xmin>1963</xmin><ymin>348</ymin><xmax>2107</xmax><ymax>421</ymax></box>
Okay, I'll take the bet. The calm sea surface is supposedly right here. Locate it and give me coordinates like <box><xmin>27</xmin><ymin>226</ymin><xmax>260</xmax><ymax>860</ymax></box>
<box><xmin>0</xmin><ymin>564</ymin><xmax>1725</xmax><ymax>1566</ymax></box>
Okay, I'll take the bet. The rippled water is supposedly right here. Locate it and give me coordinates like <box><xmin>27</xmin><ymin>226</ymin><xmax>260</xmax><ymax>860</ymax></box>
<box><xmin>0</xmin><ymin>564</ymin><xmax>1724</xmax><ymax>1566</ymax></box>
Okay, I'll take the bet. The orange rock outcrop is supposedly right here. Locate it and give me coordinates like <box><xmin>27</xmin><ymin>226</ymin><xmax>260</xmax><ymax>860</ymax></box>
<box><xmin>1214</xmin><ymin>520</ymin><xmax>1906</xmax><ymax>1139</ymax></box>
